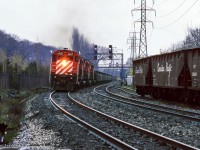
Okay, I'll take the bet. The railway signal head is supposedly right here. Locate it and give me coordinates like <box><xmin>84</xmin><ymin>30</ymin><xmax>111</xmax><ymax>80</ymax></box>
<box><xmin>94</xmin><ymin>45</ymin><xmax>97</xmax><ymax>49</ymax></box>
<box><xmin>116</xmin><ymin>62</ymin><xmax>118</xmax><ymax>67</ymax></box>
<box><xmin>94</xmin><ymin>45</ymin><xmax>98</xmax><ymax>60</ymax></box>
<box><xmin>94</xmin><ymin>56</ymin><xmax>97</xmax><ymax>60</ymax></box>
<box><xmin>109</xmin><ymin>45</ymin><xmax>113</xmax><ymax>59</ymax></box>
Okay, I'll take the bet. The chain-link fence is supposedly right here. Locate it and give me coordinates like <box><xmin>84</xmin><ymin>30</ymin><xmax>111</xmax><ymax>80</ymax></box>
<box><xmin>0</xmin><ymin>74</ymin><xmax>49</xmax><ymax>90</ymax></box>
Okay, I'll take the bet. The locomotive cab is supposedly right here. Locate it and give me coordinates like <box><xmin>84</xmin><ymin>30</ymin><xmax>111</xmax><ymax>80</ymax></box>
<box><xmin>50</xmin><ymin>49</ymin><xmax>79</xmax><ymax>91</ymax></box>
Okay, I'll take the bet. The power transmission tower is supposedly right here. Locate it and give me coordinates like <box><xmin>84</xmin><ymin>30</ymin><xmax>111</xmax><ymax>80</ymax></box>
<box><xmin>132</xmin><ymin>0</ymin><xmax>155</xmax><ymax>58</ymax></box>
<box><xmin>127</xmin><ymin>31</ymin><xmax>139</xmax><ymax>60</ymax></box>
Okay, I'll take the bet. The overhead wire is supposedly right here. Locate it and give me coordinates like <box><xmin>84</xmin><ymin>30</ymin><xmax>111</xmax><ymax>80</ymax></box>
<box><xmin>155</xmin><ymin>0</ymin><xmax>169</xmax><ymax>5</ymax></box>
<box><xmin>157</xmin><ymin>0</ymin><xmax>188</xmax><ymax>17</ymax></box>
<box><xmin>198</xmin><ymin>3</ymin><xmax>200</xmax><ymax>16</ymax></box>
<box><xmin>147</xmin><ymin>2</ymin><xmax>155</xmax><ymax>43</ymax></box>
<box><xmin>148</xmin><ymin>27</ymin><xmax>154</xmax><ymax>43</ymax></box>
<box><xmin>155</xmin><ymin>0</ymin><xmax>199</xmax><ymax>29</ymax></box>
<box><xmin>147</xmin><ymin>2</ymin><xmax>155</xmax><ymax>17</ymax></box>
<box><xmin>134</xmin><ymin>0</ymin><xmax>140</xmax><ymax>5</ymax></box>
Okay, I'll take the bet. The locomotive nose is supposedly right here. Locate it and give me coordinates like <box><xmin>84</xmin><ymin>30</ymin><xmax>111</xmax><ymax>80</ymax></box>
<box><xmin>61</xmin><ymin>60</ymin><xmax>68</xmax><ymax>67</ymax></box>
<box><xmin>56</xmin><ymin>59</ymin><xmax>73</xmax><ymax>75</ymax></box>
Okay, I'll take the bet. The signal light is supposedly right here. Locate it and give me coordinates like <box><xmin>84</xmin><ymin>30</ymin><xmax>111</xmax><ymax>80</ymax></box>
<box><xmin>116</xmin><ymin>63</ymin><xmax>118</xmax><ymax>67</ymax></box>
<box><xmin>93</xmin><ymin>56</ymin><xmax>97</xmax><ymax>60</ymax></box>
<box><xmin>109</xmin><ymin>45</ymin><xmax>112</xmax><ymax>59</ymax></box>
<box><xmin>94</xmin><ymin>45</ymin><xmax>98</xmax><ymax>60</ymax></box>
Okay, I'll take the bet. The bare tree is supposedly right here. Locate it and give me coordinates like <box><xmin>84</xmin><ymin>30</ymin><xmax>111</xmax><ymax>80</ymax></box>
<box><xmin>10</xmin><ymin>52</ymin><xmax>24</xmax><ymax>73</ymax></box>
<box><xmin>0</xmin><ymin>48</ymin><xmax>7</xmax><ymax>73</ymax></box>
<box><xmin>185</xmin><ymin>28</ymin><xmax>200</xmax><ymax>48</ymax></box>
<box><xmin>168</xmin><ymin>27</ymin><xmax>200</xmax><ymax>51</ymax></box>
<box><xmin>21</xmin><ymin>60</ymin><xmax>28</xmax><ymax>72</ymax></box>
<box><xmin>71</xmin><ymin>27</ymin><xmax>93</xmax><ymax>59</ymax></box>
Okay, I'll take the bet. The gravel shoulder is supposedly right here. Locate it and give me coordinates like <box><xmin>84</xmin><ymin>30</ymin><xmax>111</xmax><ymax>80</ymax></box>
<box><xmin>0</xmin><ymin>91</ymin><xmax>111</xmax><ymax>150</ymax></box>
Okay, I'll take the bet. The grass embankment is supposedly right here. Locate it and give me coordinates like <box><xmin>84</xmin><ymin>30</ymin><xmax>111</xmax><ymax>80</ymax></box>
<box><xmin>0</xmin><ymin>88</ymin><xmax>47</xmax><ymax>143</ymax></box>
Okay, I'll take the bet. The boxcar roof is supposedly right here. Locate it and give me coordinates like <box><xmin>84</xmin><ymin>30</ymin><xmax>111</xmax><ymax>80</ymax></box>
<box><xmin>133</xmin><ymin>47</ymin><xmax>200</xmax><ymax>62</ymax></box>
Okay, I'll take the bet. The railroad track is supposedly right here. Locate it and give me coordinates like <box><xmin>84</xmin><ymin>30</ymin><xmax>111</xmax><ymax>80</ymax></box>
<box><xmin>118</xmin><ymin>84</ymin><xmax>200</xmax><ymax>109</ymax></box>
<box><xmin>117</xmin><ymin>87</ymin><xmax>138</xmax><ymax>96</ymax></box>
<box><xmin>50</xmin><ymin>91</ymin><xmax>136</xmax><ymax>150</ymax></box>
<box><xmin>99</xmin><ymin>84</ymin><xmax>200</xmax><ymax>122</ymax></box>
<box><xmin>50</xmin><ymin>89</ymin><xmax>198</xmax><ymax>150</ymax></box>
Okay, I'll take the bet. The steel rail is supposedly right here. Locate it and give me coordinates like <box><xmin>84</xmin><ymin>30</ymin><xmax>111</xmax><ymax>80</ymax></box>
<box><xmin>104</xmin><ymin>85</ymin><xmax>200</xmax><ymax>122</ymax></box>
<box><xmin>50</xmin><ymin>91</ymin><xmax>136</xmax><ymax>150</ymax></box>
<box><xmin>118</xmin><ymin>87</ymin><xmax>200</xmax><ymax>116</ymax></box>
<box><xmin>68</xmin><ymin>88</ymin><xmax>198</xmax><ymax>150</ymax></box>
<box><xmin>117</xmin><ymin>87</ymin><xmax>138</xmax><ymax>96</ymax></box>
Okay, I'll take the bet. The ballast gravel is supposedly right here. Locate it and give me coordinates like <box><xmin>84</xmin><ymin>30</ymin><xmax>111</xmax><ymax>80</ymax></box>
<box><xmin>53</xmin><ymin>92</ymin><xmax>173</xmax><ymax>150</ymax></box>
<box><xmin>1</xmin><ymin>92</ymin><xmax>111</xmax><ymax>150</ymax></box>
<box><xmin>112</xmin><ymin>86</ymin><xmax>200</xmax><ymax>115</ymax></box>
<box><xmin>72</xmin><ymin>85</ymin><xmax>200</xmax><ymax>149</ymax></box>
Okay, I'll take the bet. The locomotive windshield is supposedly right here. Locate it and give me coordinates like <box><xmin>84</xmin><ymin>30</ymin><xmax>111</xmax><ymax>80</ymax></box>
<box><xmin>57</xmin><ymin>55</ymin><xmax>73</xmax><ymax>61</ymax></box>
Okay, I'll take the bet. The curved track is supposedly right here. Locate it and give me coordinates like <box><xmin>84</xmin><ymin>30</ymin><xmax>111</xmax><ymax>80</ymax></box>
<box><xmin>50</xmin><ymin>91</ymin><xmax>136</xmax><ymax>150</ymax></box>
<box><xmin>99</xmin><ymin>84</ymin><xmax>200</xmax><ymax>122</ymax></box>
<box><xmin>50</xmin><ymin>89</ymin><xmax>198</xmax><ymax>150</ymax></box>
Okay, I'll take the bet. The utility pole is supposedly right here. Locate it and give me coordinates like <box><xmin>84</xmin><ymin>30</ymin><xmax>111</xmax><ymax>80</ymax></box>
<box><xmin>132</xmin><ymin>0</ymin><xmax>155</xmax><ymax>58</ymax></box>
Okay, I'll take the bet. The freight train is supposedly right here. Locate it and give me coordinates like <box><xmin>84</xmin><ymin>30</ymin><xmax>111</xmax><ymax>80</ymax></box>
<box><xmin>50</xmin><ymin>49</ymin><xmax>113</xmax><ymax>91</ymax></box>
<box><xmin>133</xmin><ymin>48</ymin><xmax>200</xmax><ymax>105</ymax></box>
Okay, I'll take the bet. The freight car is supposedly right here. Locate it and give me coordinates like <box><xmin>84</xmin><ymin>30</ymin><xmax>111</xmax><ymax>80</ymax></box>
<box><xmin>50</xmin><ymin>49</ymin><xmax>113</xmax><ymax>91</ymax></box>
<box><xmin>133</xmin><ymin>48</ymin><xmax>200</xmax><ymax>105</ymax></box>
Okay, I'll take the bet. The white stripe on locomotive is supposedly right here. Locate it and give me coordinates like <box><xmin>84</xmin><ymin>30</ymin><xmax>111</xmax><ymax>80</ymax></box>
<box><xmin>60</xmin><ymin>62</ymin><xmax>73</xmax><ymax>74</ymax></box>
<box><xmin>56</xmin><ymin>60</ymin><xmax>72</xmax><ymax>74</ymax></box>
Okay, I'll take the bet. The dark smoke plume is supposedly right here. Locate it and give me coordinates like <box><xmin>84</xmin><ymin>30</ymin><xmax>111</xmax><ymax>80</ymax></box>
<box><xmin>71</xmin><ymin>27</ymin><xmax>93</xmax><ymax>60</ymax></box>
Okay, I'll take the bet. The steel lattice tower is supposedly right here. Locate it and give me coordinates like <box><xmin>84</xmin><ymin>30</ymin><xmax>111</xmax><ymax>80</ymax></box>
<box><xmin>132</xmin><ymin>0</ymin><xmax>155</xmax><ymax>58</ymax></box>
<box><xmin>127</xmin><ymin>31</ymin><xmax>138</xmax><ymax>60</ymax></box>
<box><xmin>132</xmin><ymin>31</ymin><xmax>138</xmax><ymax>59</ymax></box>
<box><xmin>139</xmin><ymin>0</ymin><xmax>147</xmax><ymax>58</ymax></box>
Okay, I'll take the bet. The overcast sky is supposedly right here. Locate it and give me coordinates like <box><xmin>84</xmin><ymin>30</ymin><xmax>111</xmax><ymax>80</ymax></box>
<box><xmin>0</xmin><ymin>0</ymin><xmax>200</xmax><ymax>61</ymax></box>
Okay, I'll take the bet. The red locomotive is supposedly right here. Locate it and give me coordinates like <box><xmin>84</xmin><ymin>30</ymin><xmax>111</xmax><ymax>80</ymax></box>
<box><xmin>50</xmin><ymin>49</ymin><xmax>94</xmax><ymax>91</ymax></box>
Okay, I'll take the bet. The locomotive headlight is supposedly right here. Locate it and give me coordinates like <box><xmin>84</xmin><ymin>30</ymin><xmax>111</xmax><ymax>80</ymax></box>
<box><xmin>54</xmin><ymin>76</ymin><xmax>57</xmax><ymax>78</ymax></box>
<box><xmin>61</xmin><ymin>60</ymin><xmax>67</xmax><ymax>66</ymax></box>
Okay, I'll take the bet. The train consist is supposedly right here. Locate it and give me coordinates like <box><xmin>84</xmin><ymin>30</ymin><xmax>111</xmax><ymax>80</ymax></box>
<box><xmin>50</xmin><ymin>49</ymin><xmax>113</xmax><ymax>91</ymax></box>
<box><xmin>133</xmin><ymin>47</ymin><xmax>200</xmax><ymax>105</ymax></box>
